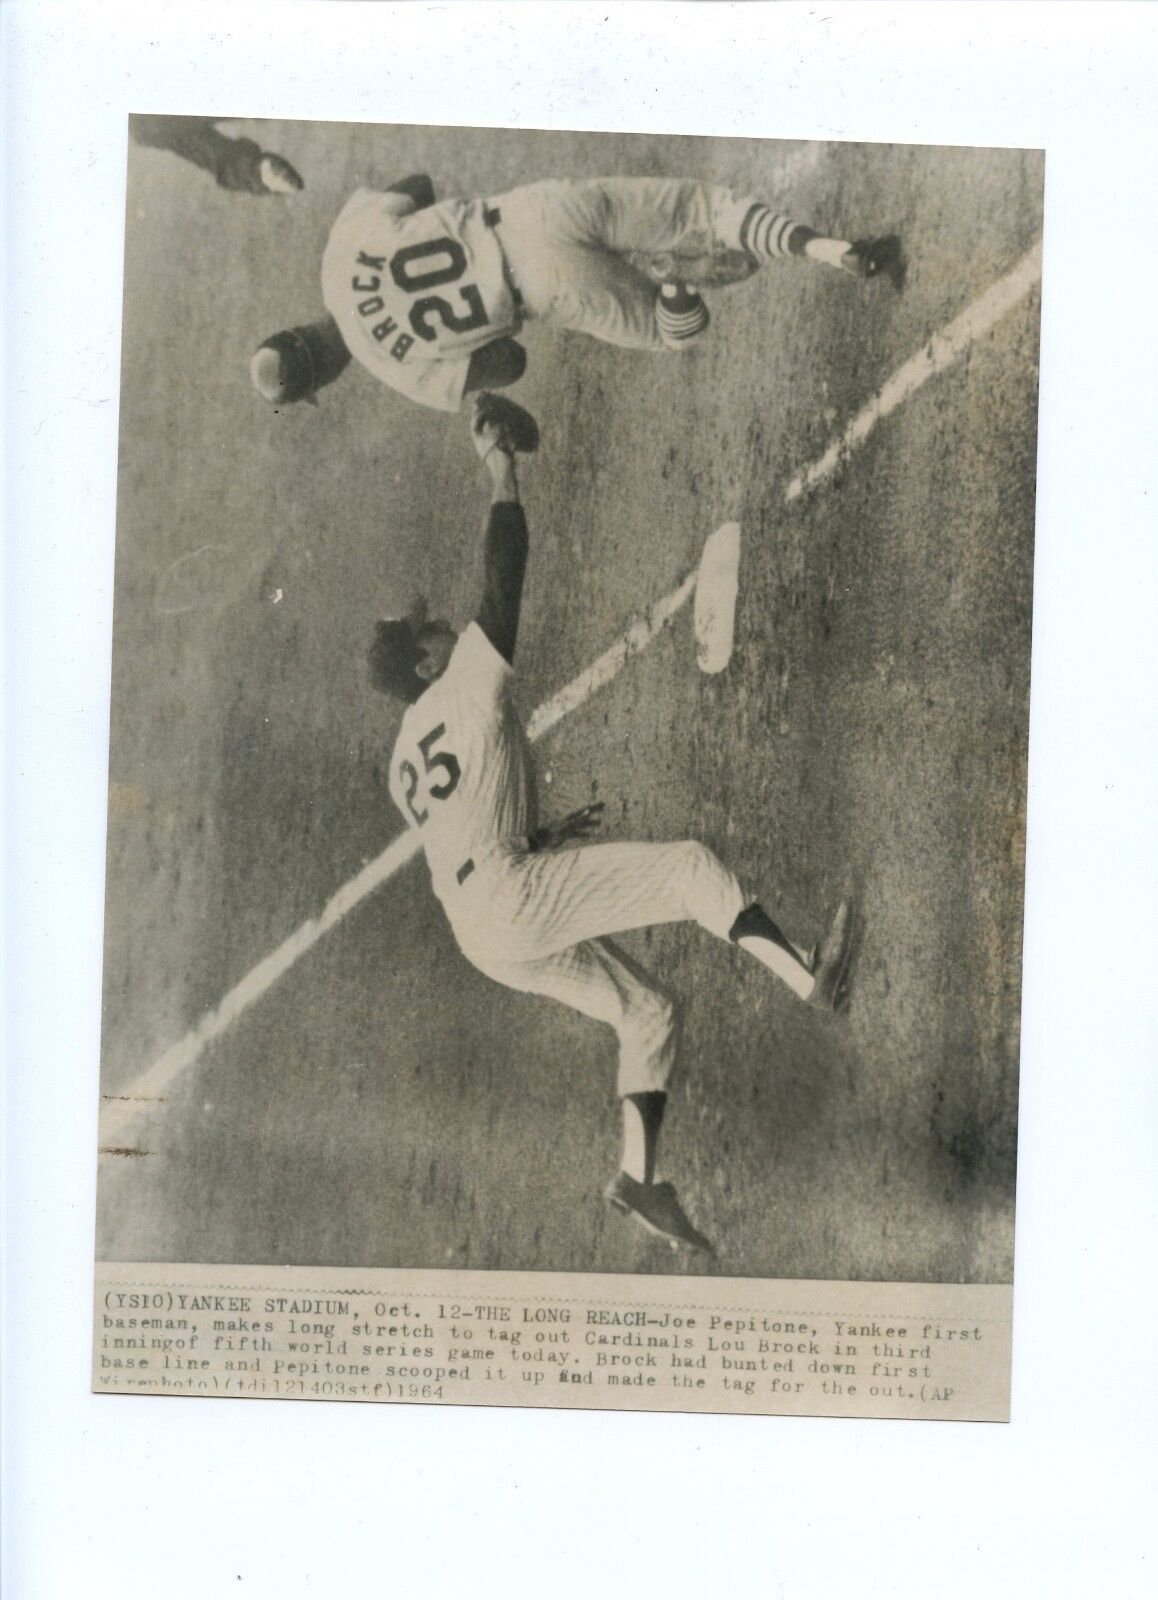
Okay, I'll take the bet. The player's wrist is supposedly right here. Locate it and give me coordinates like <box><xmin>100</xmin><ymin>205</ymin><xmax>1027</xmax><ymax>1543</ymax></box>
<box><xmin>481</xmin><ymin>438</ymin><xmax>515</xmax><ymax>470</ymax></box>
<box><xmin>486</xmin><ymin>450</ymin><xmax>519</xmax><ymax>499</ymax></box>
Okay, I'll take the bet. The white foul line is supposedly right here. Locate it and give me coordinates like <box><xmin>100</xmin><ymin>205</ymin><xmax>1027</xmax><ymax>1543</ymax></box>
<box><xmin>785</xmin><ymin>240</ymin><xmax>1044</xmax><ymax>502</ymax></box>
<box><xmin>527</xmin><ymin>573</ymin><xmax>697</xmax><ymax>741</ymax></box>
<box><xmin>99</xmin><ymin>241</ymin><xmax>1042</xmax><ymax>1146</ymax></box>
<box><xmin>101</xmin><ymin>829</ymin><xmax>423</xmax><ymax>1131</ymax></box>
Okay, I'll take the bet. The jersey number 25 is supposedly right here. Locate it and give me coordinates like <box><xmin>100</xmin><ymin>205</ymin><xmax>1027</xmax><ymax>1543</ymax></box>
<box><xmin>390</xmin><ymin>238</ymin><xmax>491</xmax><ymax>342</ymax></box>
<box><xmin>399</xmin><ymin>723</ymin><xmax>461</xmax><ymax>826</ymax></box>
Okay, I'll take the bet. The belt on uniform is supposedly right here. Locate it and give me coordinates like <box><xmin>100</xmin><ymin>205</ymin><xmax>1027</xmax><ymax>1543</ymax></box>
<box><xmin>454</xmin><ymin>828</ymin><xmax>536</xmax><ymax>885</ymax></box>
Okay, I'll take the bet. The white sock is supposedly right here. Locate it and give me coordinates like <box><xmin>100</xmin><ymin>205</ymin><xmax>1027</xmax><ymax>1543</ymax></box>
<box><xmin>620</xmin><ymin>1092</ymin><xmax>666</xmax><ymax>1183</ymax></box>
<box><xmin>803</xmin><ymin>236</ymin><xmax>852</xmax><ymax>270</ymax></box>
<box><xmin>737</xmin><ymin>935</ymin><xmax>816</xmax><ymax>1001</ymax></box>
<box><xmin>738</xmin><ymin>205</ymin><xmax>850</xmax><ymax>268</ymax></box>
<box><xmin>621</xmin><ymin>1101</ymin><xmax>649</xmax><ymax>1182</ymax></box>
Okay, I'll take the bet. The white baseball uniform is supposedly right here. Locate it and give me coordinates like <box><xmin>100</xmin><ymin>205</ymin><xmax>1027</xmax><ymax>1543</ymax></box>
<box><xmin>388</xmin><ymin>617</ymin><xmax>747</xmax><ymax>1097</ymax></box>
<box><xmin>322</xmin><ymin>177</ymin><xmax>769</xmax><ymax>412</ymax></box>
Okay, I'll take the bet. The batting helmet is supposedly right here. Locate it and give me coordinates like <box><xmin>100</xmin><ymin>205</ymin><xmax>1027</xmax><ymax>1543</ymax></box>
<box><xmin>250</xmin><ymin>317</ymin><xmax>351</xmax><ymax>405</ymax></box>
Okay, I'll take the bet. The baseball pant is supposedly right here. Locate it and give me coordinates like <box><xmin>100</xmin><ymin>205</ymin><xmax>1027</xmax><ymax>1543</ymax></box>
<box><xmin>453</xmin><ymin>838</ymin><xmax>748</xmax><ymax>1096</ymax></box>
<box><xmin>489</xmin><ymin>178</ymin><xmax>755</xmax><ymax>351</ymax></box>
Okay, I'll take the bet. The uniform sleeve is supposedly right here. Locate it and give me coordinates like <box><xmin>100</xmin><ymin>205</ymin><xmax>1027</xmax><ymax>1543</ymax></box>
<box><xmin>475</xmin><ymin>503</ymin><xmax>529</xmax><ymax>665</ymax></box>
<box><xmin>446</xmin><ymin>622</ymin><xmax>512</xmax><ymax>708</ymax></box>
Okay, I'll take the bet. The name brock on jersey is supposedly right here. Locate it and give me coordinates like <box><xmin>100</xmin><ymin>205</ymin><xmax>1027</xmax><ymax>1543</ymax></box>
<box><xmin>345</xmin><ymin>235</ymin><xmax>493</xmax><ymax>366</ymax></box>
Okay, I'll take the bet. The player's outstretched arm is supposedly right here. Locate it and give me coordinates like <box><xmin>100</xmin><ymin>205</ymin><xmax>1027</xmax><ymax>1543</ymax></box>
<box><xmin>471</xmin><ymin>401</ymin><xmax>528</xmax><ymax>666</ymax></box>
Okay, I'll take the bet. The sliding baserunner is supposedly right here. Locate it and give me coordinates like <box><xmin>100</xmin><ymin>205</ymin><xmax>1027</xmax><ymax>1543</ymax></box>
<box><xmin>370</xmin><ymin>398</ymin><xmax>855</xmax><ymax>1253</ymax></box>
<box><xmin>253</xmin><ymin>171</ymin><xmax>901</xmax><ymax>411</ymax></box>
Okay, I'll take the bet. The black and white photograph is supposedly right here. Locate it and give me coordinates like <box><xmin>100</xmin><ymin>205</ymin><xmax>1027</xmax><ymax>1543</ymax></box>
<box><xmin>7</xmin><ymin>0</ymin><xmax>1158</xmax><ymax>1593</ymax></box>
<box><xmin>96</xmin><ymin>117</ymin><xmax>1040</xmax><ymax>1296</ymax></box>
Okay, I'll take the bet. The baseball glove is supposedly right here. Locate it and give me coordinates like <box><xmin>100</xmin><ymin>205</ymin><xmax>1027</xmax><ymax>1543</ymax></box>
<box><xmin>472</xmin><ymin>391</ymin><xmax>541</xmax><ymax>454</ymax></box>
<box><xmin>637</xmin><ymin>245</ymin><xmax>759</xmax><ymax>289</ymax></box>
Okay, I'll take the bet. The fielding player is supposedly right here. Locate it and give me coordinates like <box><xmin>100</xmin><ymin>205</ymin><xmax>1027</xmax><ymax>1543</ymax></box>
<box><xmin>130</xmin><ymin>115</ymin><xmax>303</xmax><ymax>196</ymax></box>
<box><xmin>252</xmin><ymin>171</ymin><xmax>902</xmax><ymax>412</ymax></box>
<box><xmin>369</xmin><ymin>397</ymin><xmax>855</xmax><ymax>1253</ymax></box>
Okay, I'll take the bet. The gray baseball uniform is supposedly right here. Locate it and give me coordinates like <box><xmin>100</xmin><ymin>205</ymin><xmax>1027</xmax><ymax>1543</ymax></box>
<box><xmin>387</xmin><ymin>502</ymin><xmax>748</xmax><ymax>1095</ymax></box>
<box><xmin>322</xmin><ymin>176</ymin><xmax>769</xmax><ymax>411</ymax></box>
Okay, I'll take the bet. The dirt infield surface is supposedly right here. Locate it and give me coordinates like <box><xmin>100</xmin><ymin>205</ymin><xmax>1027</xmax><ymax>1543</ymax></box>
<box><xmin>96</xmin><ymin>122</ymin><xmax>1042</xmax><ymax>1281</ymax></box>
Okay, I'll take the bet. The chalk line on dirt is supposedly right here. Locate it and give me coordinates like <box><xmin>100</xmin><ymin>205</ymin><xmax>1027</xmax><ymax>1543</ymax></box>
<box><xmin>100</xmin><ymin>240</ymin><xmax>1042</xmax><ymax>1146</ymax></box>
<box><xmin>785</xmin><ymin>241</ymin><xmax>1043</xmax><ymax>503</ymax></box>
<box><xmin>99</xmin><ymin>575</ymin><xmax>698</xmax><ymax>1145</ymax></box>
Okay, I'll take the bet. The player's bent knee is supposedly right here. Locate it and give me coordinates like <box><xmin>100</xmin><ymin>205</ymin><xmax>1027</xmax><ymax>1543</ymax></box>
<box><xmin>678</xmin><ymin>839</ymin><xmax>716</xmax><ymax>879</ymax></box>
<box><xmin>624</xmin><ymin>989</ymin><xmax>679</xmax><ymax>1059</ymax></box>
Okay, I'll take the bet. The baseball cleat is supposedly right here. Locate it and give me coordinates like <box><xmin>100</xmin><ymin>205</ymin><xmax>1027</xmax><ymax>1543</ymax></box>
<box><xmin>604</xmin><ymin>1172</ymin><xmax>715</xmax><ymax>1254</ymax></box>
<box><xmin>809</xmin><ymin>899</ymin><xmax>855</xmax><ymax>1011</ymax></box>
<box><xmin>841</xmin><ymin>235</ymin><xmax>905</xmax><ymax>289</ymax></box>
<box><xmin>259</xmin><ymin>153</ymin><xmax>305</xmax><ymax>194</ymax></box>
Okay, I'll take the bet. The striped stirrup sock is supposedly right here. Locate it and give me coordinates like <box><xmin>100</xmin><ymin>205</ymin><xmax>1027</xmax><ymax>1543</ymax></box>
<box><xmin>739</xmin><ymin>203</ymin><xmax>851</xmax><ymax>269</ymax></box>
<box><xmin>657</xmin><ymin>283</ymin><xmax>710</xmax><ymax>348</ymax></box>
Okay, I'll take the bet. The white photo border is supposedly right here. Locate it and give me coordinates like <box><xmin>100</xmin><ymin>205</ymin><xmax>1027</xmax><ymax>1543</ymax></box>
<box><xmin>5</xmin><ymin>3</ymin><xmax>1157</xmax><ymax>1596</ymax></box>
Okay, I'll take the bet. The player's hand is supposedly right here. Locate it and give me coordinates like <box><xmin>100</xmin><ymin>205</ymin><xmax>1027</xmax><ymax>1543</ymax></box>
<box><xmin>259</xmin><ymin>153</ymin><xmax>304</xmax><ymax>194</ymax></box>
<box><xmin>530</xmin><ymin>803</ymin><xmax>605</xmax><ymax>852</ymax></box>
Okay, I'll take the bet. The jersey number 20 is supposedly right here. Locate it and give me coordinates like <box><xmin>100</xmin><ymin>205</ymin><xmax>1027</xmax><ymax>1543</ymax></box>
<box><xmin>390</xmin><ymin>238</ymin><xmax>491</xmax><ymax>342</ymax></box>
<box><xmin>399</xmin><ymin>723</ymin><xmax>461</xmax><ymax>826</ymax></box>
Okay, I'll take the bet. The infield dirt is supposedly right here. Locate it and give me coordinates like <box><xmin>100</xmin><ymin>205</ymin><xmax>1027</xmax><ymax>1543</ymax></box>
<box><xmin>97</xmin><ymin>124</ymin><xmax>1042</xmax><ymax>1282</ymax></box>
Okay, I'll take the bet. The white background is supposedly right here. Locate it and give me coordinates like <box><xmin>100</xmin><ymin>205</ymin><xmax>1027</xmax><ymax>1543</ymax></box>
<box><xmin>3</xmin><ymin>3</ymin><xmax>1156</xmax><ymax>1596</ymax></box>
